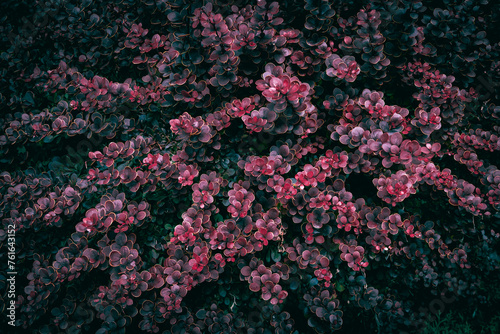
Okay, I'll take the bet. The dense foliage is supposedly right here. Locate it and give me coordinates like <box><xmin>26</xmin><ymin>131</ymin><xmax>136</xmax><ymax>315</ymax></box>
<box><xmin>1</xmin><ymin>0</ymin><xmax>499</xmax><ymax>333</ymax></box>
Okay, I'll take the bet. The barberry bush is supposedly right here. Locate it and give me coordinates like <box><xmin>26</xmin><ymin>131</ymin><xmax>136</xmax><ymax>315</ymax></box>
<box><xmin>1</xmin><ymin>0</ymin><xmax>499</xmax><ymax>333</ymax></box>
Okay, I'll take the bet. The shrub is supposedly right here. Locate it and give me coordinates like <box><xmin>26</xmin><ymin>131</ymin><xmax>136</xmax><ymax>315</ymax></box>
<box><xmin>0</xmin><ymin>0</ymin><xmax>499</xmax><ymax>333</ymax></box>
